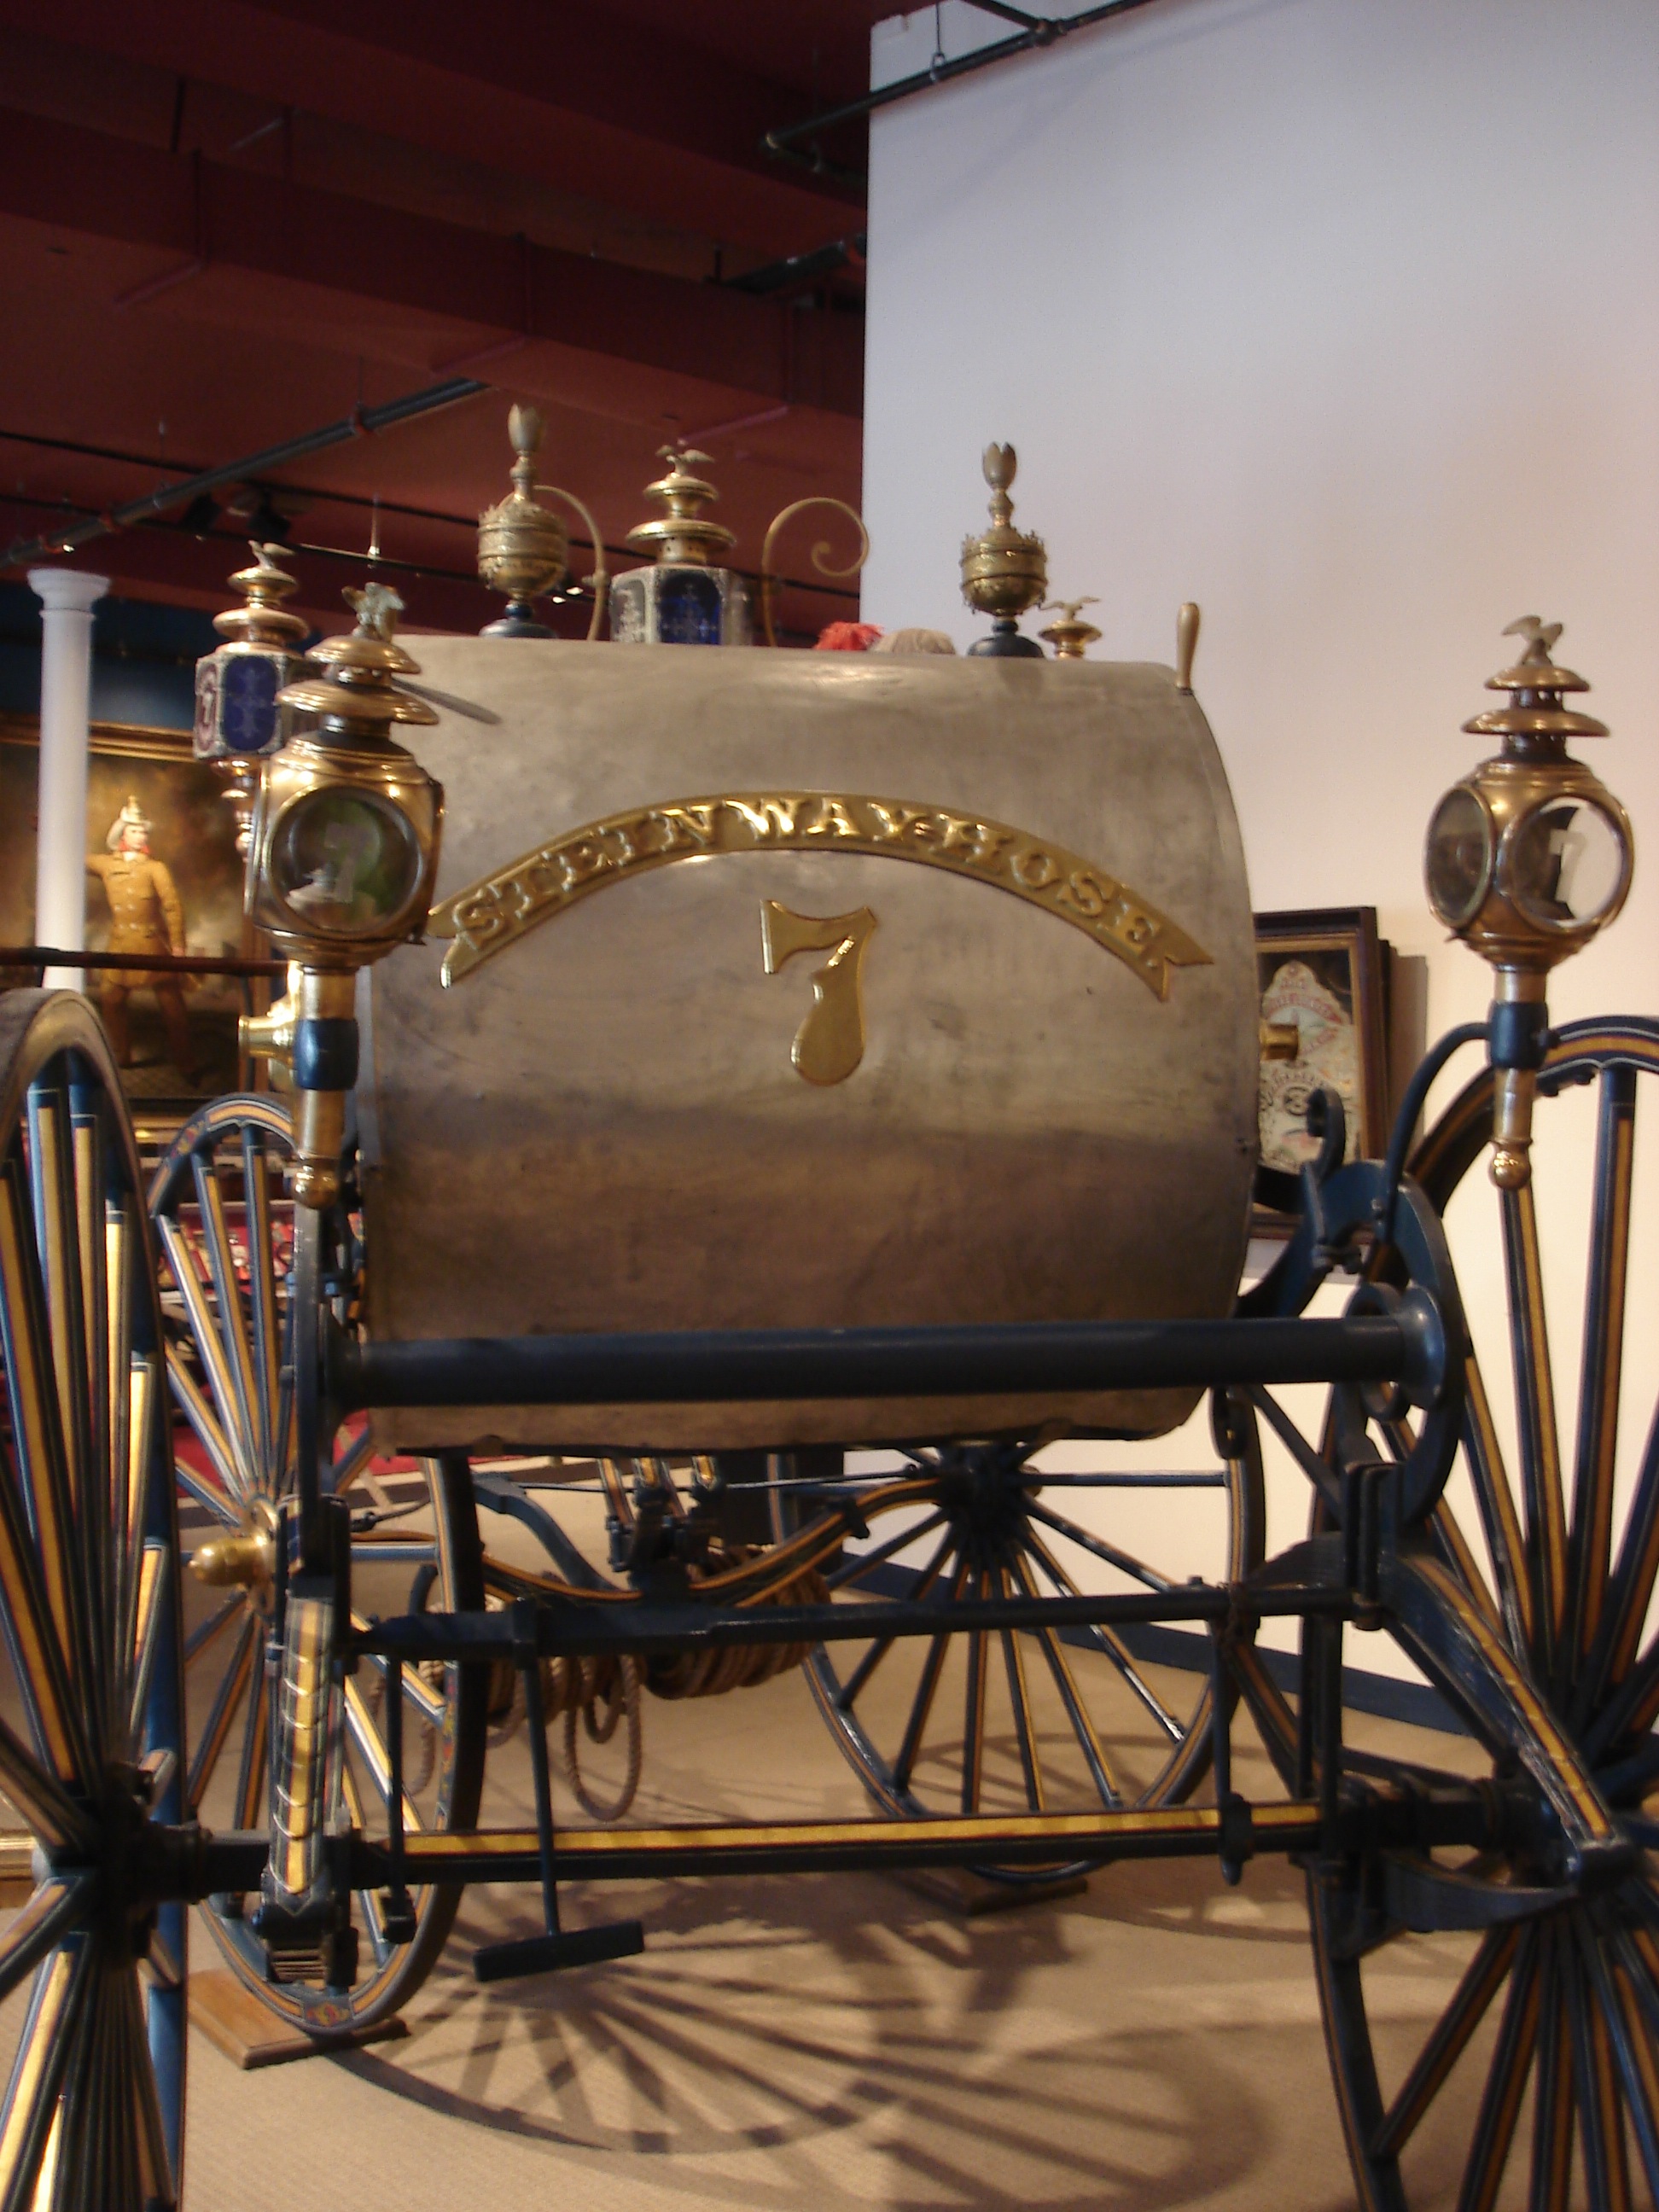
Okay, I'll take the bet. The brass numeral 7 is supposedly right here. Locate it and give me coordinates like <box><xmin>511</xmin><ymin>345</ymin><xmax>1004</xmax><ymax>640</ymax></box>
<box><xmin>760</xmin><ymin>902</ymin><xmax>877</xmax><ymax>1086</ymax></box>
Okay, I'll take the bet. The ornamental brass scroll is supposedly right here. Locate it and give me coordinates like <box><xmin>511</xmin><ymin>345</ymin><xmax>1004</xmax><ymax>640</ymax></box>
<box><xmin>760</xmin><ymin>902</ymin><xmax>876</xmax><ymax>1085</ymax></box>
<box><xmin>429</xmin><ymin>791</ymin><xmax>1211</xmax><ymax>998</ymax></box>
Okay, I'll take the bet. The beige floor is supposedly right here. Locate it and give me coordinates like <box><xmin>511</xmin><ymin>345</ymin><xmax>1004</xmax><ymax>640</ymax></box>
<box><xmin>138</xmin><ymin>1665</ymin><xmax>1490</xmax><ymax>2212</ymax></box>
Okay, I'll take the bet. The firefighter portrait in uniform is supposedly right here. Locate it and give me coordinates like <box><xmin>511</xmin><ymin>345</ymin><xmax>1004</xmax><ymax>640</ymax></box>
<box><xmin>85</xmin><ymin>795</ymin><xmax>197</xmax><ymax>1081</ymax></box>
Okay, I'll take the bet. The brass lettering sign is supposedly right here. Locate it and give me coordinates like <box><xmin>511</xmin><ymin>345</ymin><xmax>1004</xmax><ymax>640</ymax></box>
<box><xmin>428</xmin><ymin>792</ymin><xmax>1211</xmax><ymax>999</ymax></box>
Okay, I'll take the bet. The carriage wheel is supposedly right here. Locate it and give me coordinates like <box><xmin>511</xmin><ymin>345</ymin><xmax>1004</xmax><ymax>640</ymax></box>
<box><xmin>1286</xmin><ymin>1023</ymin><xmax>1659</xmax><ymax>2209</ymax></box>
<box><xmin>149</xmin><ymin>1097</ymin><xmax>485</xmax><ymax>2034</ymax></box>
<box><xmin>0</xmin><ymin>991</ymin><xmax>188</xmax><ymax>2207</ymax></box>
<box><xmin>772</xmin><ymin>1425</ymin><xmax>1265</xmax><ymax>1871</ymax></box>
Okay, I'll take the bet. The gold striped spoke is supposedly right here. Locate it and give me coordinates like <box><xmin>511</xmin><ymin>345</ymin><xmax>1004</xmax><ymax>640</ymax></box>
<box><xmin>1458</xmin><ymin>1348</ymin><xmax>1534</xmax><ymax>1659</ymax></box>
<box><xmin>0</xmin><ymin>1161</ymin><xmax>96</xmax><ymax>1789</ymax></box>
<box><xmin>154</xmin><ymin>1214</ymin><xmax>259</xmax><ymax>1499</ymax></box>
<box><xmin>1564</xmin><ymin>1066</ymin><xmax>1636</xmax><ymax>1688</ymax></box>
<box><xmin>0</xmin><ymin>1935</ymin><xmax>95</xmax><ymax>2212</ymax></box>
<box><xmin>186</xmin><ymin>1612</ymin><xmax>259</xmax><ymax>1814</ymax></box>
<box><xmin>1499</xmin><ymin>1180</ymin><xmax>1569</xmax><ymax>1679</ymax></box>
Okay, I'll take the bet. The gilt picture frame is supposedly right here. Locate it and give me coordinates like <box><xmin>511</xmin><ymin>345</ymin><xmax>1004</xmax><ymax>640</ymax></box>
<box><xmin>0</xmin><ymin>714</ymin><xmax>250</xmax><ymax>1111</ymax></box>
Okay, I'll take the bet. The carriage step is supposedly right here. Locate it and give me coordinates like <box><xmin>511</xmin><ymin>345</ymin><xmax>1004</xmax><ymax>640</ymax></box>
<box><xmin>472</xmin><ymin>1919</ymin><xmax>645</xmax><ymax>1983</ymax></box>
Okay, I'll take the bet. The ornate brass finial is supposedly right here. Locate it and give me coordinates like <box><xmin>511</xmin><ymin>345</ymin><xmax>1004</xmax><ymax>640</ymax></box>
<box><xmin>1039</xmin><ymin>596</ymin><xmax>1100</xmax><ymax>659</ymax></box>
<box><xmin>1424</xmin><ymin>617</ymin><xmax>1632</xmax><ymax>1189</ymax></box>
<box><xmin>477</xmin><ymin>405</ymin><xmax>569</xmax><ymax>637</ymax></box>
<box><xmin>960</xmin><ymin>443</ymin><xmax>1047</xmax><ymax>657</ymax></box>
<box><xmin>215</xmin><ymin>542</ymin><xmax>308</xmax><ymax>650</ymax></box>
<box><xmin>625</xmin><ymin>443</ymin><xmax>736</xmax><ymax>568</ymax></box>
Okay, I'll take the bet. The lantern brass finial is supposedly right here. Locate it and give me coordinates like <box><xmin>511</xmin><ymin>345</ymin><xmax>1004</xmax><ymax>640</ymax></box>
<box><xmin>1039</xmin><ymin>596</ymin><xmax>1100</xmax><ymax>659</ymax></box>
<box><xmin>477</xmin><ymin>405</ymin><xmax>569</xmax><ymax>637</ymax></box>
<box><xmin>1424</xmin><ymin>617</ymin><xmax>1632</xmax><ymax>1188</ymax></box>
<box><xmin>625</xmin><ymin>443</ymin><xmax>736</xmax><ymax>568</ymax></box>
<box><xmin>960</xmin><ymin>442</ymin><xmax>1047</xmax><ymax>657</ymax></box>
<box><xmin>215</xmin><ymin>543</ymin><xmax>308</xmax><ymax>650</ymax></box>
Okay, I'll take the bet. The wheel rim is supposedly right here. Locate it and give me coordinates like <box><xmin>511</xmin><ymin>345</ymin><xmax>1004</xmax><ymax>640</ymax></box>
<box><xmin>0</xmin><ymin>991</ymin><xmax>186</xmax><ymax>2209</ymax></box>
<box><xmin>1293</xmin><ymin>1024</ymin><xmax>1659</xmax><ymax>2210</ymax></box>
<box><xmin>148</xmin><ymin>1097</ymin><xmax>484</xmax><ymax>2033</ymax></box>
<box><xmin>772</xmin><ymin>1427</ymin><xmax>1264</xmax><ymax>1871</ymax></box>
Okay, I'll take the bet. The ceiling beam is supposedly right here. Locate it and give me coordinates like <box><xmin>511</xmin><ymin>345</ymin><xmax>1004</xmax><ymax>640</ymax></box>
<box><xmin>0</xmin><ymin>0</ymin><xmax>861</xmax><ymax>254</ymax></box>
<box><xmin>0</xmin><ymin>107</ymin><xmax>863</xmax><ymax>424</ymax></box>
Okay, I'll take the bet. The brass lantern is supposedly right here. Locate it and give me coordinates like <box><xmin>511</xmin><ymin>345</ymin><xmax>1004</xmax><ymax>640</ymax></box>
<box><xmin>242</xmin><ymin>581</ymin><xmax>443</xmax><ymax>1206</ymax></box>
<box><xmin>193</xmin><ymin>542</ymin><xmax>311</xmax><ymax>853</ymax></box>
<box><xmin>1424</xmin><ymin>616</ymin><xmax>1633</xmax><ymax>1186</ymax></box>
<box><xmin>609</xmin><ymin>445</ymin><xmax>752</xmax><ymax>646</ymax></box>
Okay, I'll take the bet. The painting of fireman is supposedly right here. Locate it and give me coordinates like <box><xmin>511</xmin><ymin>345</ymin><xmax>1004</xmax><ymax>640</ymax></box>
<box><xmin>85</xmin><ymin>795</ymin><xmax>198</xmax><ymax>1082</ymax></box>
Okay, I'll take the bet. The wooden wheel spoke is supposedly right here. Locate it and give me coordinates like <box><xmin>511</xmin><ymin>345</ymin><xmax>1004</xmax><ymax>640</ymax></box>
<box><xmin>154</xmin><ymin>1214</ymin><xmax>255</xmax><ymax>1495</ymax></box>
<box><xmin>1374</xmin><ymin>1924</ymin><xmax>1523</xmax><ymax>2163</ymax></box>
<box><xmin>183</xmin><ymin>1592</ymin><xmax>244</xmax><ymax>1666</ymax></box>
<box><xmin>185</xmin><ymin>1613</ymin><xmax>257</xmax><ymax>1811</ymax></box>
<box><xmin>1025</xmin><ymin>1499</ymin><xmax>1174</xmax><ymax>1592</ymax></box>
<box><xmin>892</xmin><ymin>1556</ymin><xmax>968</xmax><ymax>1793</ymax></box>
<box><xmin>835</xmin><ymin>1529</ymin><xmax>955</xmax><ymax>1712</ymax></box>
<box><xmin>339</xmin><ymin>1762</ymin><xmax>396</xmax><ymax>1969</ymax></box>
<box><xmin>823</xmin><ymin>1511</ymin><xmax>947</xmax><ymax>1592</ymax></box>
<box><xmin>119</xmin><ymin>1963</ymin><xmax>174</xmax><ymax>2209</ymax></box>
<box><xmin>330</xmin><ymin>1421</ymin><xmax>375</xmax><ymax>1496</ymax></box>
<box><xmin>1005</xmin><ymin>1550</ymin><xmax>1120</xmax><ymax>1805</ymax></box>
<box><xmin>189</xmin><ymin>1151</ymin><xmax>263</xmax><ymax>1482</ymax></box>
<box><xmin>997</xmin><ymin>1570</ymin><xmax>1045</xmax><ymax>1813</ymax></box>
<box><xmin>67</xmin><ymin>1086</ymin><xmax>114</xmax><ymax>1761</ymax></box>
<box><xmin>1564</xmin><ymin>1913</ymin><xmax>1631</xmax><ymax>2212</ymax></box>
<box><xmin>1248</xmin><ymin>1387</ymin><xmax>1344</xmax><ymax>1519</ymax></box>
<box><xmin>1581</xmin><ymin>1402</ymin><xmax>1659</xmax><ymax>1727</ymax></box>
<box><xmin>1428</xmin><ymin>1499</ymin><xmax>1501</xmax><ymax>1633</ymax></box>
<box><xmin>1565</xmin><ymin>1066</ymin><xmax>1636</xmax><ymax>1685</ymax></box>
<box><xmin>1580</xmin><ymin>1913</ymin><xmax>1659</xmax><ymax>2200</ymax></box>
<box><xmin>103</xmin><ymin>1196</ymin><xmax>134</xmax><ymax>1747</ymax></box>
<box><xmin>23</xmin><ymin>1091</ymin><xmax>91</xmax><ymax>1593</ymax></box>
<box><xmin>343</xmin><ymin>1673</ymin><xmax>426</xmax><ymax>1831</ymax></box>
<box><xmin>161</xmin><ymin>1349</ymin><xmax>242</xmax><ymax>1516</ymax></box>
<box><xmin>353</xmin><ymin>1631</ymin><xmax>447</xmax><ymax>1730</ymax></box>
<box><xmin>960</xmin><ymin>1569</ymin><xmax>989</xmax><ymax>1814</ymax></box>
<box><xmin>1461</xmin><ymin>1349</ymin><xmax>1534</xmax><ymax>1660</ymax></box>
<box><xmin>1022</xmin><ymin>1527</ymin><xmax>1184</xmax><ymax>1743</ymax></box>
<box><xmin>241</xmin><ymin>1124</ymin><xmax>282</xmax><ymax>1474</ymax></box>
<box><xmin>0</xmin><ymin>1161</ymin><xmax>96</xmax><ymax>1786</ymax></box>
<box><xmin>233</xmin><ymin>1648</ymin><xmax>269</xmax><ymax>1831</ymax></box>
<box><xmin>1529</xmin><ymin>1924</ymin><xmax>1576</xmax><ymax>2212</ymax></box>
<box><xmin>0</xmin><ymin>1877</ymin><xmax>93</xmax><ymax>2010</ymax></box>
<box><xmin>0</xmin><ymin>1714</ymin><xmax>93</xmax><ymax>1858</ymax></box>
<box><xmin>0</xmin><ymin>1935</ymin><xmax>94</xmax><ymax>2212</ymax></box>
<box><xmin>1499</xmin><ymin>1182</ymin><xmax>1569</xmax><ymax>1679</ymax></box>
<box><xmin>125</xmin><ymin>1540</ymin><xmax>170</xmax><ymax>1756</ymax></box>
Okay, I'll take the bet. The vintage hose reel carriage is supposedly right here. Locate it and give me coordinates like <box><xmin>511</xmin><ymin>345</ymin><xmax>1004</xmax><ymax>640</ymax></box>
<box><xmin>0</xmin><ymin>594</ymin><xmax>1656</xmax><ymax>2211</ymax></box>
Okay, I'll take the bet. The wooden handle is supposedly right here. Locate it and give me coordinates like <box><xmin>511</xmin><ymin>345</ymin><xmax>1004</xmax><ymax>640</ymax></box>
<box><xmin>1176</xmin><ymin>602</ymin><xmax>1201</xmax><ymax>694</ymax></box>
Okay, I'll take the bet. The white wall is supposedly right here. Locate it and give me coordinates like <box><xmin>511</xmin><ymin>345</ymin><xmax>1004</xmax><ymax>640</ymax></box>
<box><xmin>861</xmin><ymin>0</ymin><xmax>1659</xmax><ymax>1677</ymax></box>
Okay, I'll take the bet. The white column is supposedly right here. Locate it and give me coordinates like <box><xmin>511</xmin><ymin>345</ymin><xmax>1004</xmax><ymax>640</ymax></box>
<box><xmin>28</xmin><ymin>568</ymin><xmax>108</xmax><ymax>991</ymax></box>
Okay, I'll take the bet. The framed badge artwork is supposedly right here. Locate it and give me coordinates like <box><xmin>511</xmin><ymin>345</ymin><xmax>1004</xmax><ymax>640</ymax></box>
<box><xmin>1254</xmin><ymin>906</ymin><xmax>1391</xmax><ymax>1214</ymax></box>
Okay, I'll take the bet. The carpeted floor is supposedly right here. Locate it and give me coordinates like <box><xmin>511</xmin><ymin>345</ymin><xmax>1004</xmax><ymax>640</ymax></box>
<box><xmin>124</xmin><ymin>1667</ymin><xmax>1485</xmax><ymax>2212</ymax></box>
